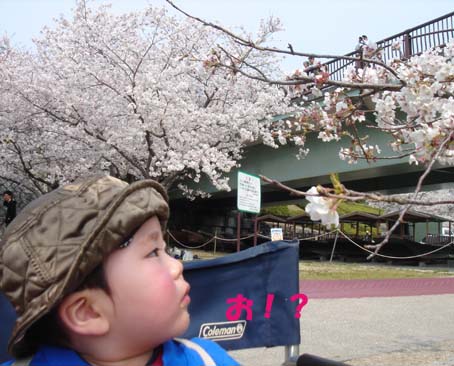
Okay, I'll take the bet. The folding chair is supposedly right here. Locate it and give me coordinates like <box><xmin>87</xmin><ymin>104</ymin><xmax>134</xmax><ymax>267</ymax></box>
<box><xmin>183</xmin><ymin>240</ymin><xmax>301</xmax><ymax>364</ymax></box>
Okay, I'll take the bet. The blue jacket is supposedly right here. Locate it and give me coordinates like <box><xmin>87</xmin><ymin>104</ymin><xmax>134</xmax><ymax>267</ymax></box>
<box><xmin>1</xmin><ymin>338</ymin><xmax>239</xmax><ymax>366</ymax></box>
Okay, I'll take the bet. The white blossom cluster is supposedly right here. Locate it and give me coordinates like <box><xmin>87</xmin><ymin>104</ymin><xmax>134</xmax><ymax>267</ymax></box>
<box><xmin>280</xmin><ymin>41</ymin><xmax>454</xmax><ymax>225</ymax></box>
<box><xmin>372</xmin><ymin>43</ymin><xmax>454</xmax><ymax>165</ymax></box>
<box><xmin>283</xmin><ymin>40</ymin><xmax>454</xmax><ymax>170</ymax></box>
<box><xmin>0</xmin><ymin>1</ymin><xmax>290</xmax><ymax>197</ymax></box>
<box><xmin>304</xmin><ymin>186</ymin><xmax>339</xmax><ymax>227</ymax></box>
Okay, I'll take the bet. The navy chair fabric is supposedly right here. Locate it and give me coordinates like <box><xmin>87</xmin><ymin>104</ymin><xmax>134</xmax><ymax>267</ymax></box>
<box><xmin>183</xmin><ymin>240</ymin><xmax>301</xmax><ymax>350</ymax></box>
<box><xmin>0</xmin><ymin>291</ymin><xmax>15</xmax><ymax>363</ymax></box>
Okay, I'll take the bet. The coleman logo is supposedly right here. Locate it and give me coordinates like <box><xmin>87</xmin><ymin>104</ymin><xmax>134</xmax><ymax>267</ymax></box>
<box><xmin>199</xmin><ymin>320</ymin><xmax>247</xmax><ymax>341</ymax></box>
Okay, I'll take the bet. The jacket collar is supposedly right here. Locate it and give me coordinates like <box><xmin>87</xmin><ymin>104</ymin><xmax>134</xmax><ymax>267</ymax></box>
<box><xmin>31</xmin><ymin>345</ymin><xmax>88</xmax><ymax>366</ymax></box>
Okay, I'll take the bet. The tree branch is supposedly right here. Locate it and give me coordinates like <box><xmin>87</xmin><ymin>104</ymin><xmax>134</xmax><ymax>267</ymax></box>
<box><xmin>165</xmin><ymin>0</ymin><xmax>404</xmax><ymax>83</ymax></box>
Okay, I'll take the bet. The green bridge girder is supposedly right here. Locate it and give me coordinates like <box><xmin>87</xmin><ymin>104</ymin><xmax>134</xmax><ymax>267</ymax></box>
<box><xmin>178</xmin><ymin>121</ymin><xmax>454</xmax><ymax>208</ymax></box>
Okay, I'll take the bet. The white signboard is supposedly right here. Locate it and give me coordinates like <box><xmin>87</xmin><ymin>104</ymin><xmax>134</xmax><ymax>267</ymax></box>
<box><xmin>237</xmin><ymin>171</ymin><xmax>261</xmax><ymax>213</ymax></box>
<box><xmin>270</xmin><ymin>228</ymin><xmax>283</xmax><ymax>241</ymax></box>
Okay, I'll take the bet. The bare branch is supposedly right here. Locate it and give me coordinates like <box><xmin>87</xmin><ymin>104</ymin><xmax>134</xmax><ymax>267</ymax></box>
<box><xmin>213</xmin><ymin>60</ymin><xmax>403</xmax><ymax>91</ymax></box>
<box><xmin>9</xmin><ymin>141</ymin><xmax>55</xmax><ymax>193</ymax></box>
<box><xmin>165</xmin><ymin>0</ymin><xmax>404</xmax><ymax>84</ymax></box>
<box><xmin>364</xmin><ymin>130</ymin><xmax>454</xmax><ymax>258</ymax></box>
<box><xmin>260</xmin><ymin>174</ymin><xmax>454</xmax><ymax>206</ymax></box>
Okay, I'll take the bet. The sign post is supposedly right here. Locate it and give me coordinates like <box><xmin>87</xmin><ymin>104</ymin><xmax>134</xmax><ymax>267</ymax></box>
<box><xmin>237</xmin><ymin>171</ymin><xmax>261</xmax><ymax>251</ymax></box>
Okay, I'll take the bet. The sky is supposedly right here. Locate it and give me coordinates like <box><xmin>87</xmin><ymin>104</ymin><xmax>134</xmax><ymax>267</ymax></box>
<box><xmin>0</xmin><ymin>0</ymin><xmax>453</xmax><ymax>73</ymax></box>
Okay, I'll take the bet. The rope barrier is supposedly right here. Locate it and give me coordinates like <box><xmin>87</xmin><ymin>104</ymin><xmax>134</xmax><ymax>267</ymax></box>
<box><xmin>335</xmin><ymin>229</ymin><xmax>454</xmax><ymax>260</ymax></box>
<box><xmin>167</xmin><ymin>231</ymin><xmax>256</xmax><ymax>248</ymax></box>
<box><xmin>298</xmin><ymin>229</ymin><xmax>338</xmax><ymax>241</ymax></box>
<box><xmin>168</xmin><ymin>228</ymin><xmax>338</xmax><ymax>247</ymax></box>
<box><xmin>257</xmin><ymin>233</ymin><xmax>271</xmax><ymax>239</ymax></box>
<box><xmin>167</xmin><ymin>231</ymin><xmax>214</xmax><ymax>249</ymax></box>
<box><xmin>213</xmin><ymin>234</ymin><xmax>256</xmax><ymax>242</ymax></box>
<box><xmin>167</xmin><ymin>228</ymin><xmax>454</xmax><ymax>261</ymax></box>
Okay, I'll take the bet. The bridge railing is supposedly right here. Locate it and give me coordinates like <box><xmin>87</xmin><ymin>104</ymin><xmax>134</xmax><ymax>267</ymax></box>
<box><xmin>324</xmin><ymin>11</ymin><xmax>454</xmax><ymax>81</ymax></box>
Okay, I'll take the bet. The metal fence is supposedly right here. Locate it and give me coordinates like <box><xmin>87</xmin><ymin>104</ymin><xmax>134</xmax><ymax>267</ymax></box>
<box><xmin>324</xmin><ymin>11</ymin><xmax>454</xmax><ymax>81</ymax></box>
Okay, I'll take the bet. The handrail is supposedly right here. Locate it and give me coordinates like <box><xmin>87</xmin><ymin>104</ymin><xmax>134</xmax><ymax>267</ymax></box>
<box><xmin>380</xmin><ymin>10</ymin><xmax>454</xmax><ymax>41</ymax></box>
<box><xmin>323</xmin><ymin>11</ymin><xmax>454</xmax><ymax>81</ymax></box>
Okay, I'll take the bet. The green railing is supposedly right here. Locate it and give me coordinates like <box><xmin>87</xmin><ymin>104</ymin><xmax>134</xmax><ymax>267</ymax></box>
<box><xmin>325</xmin><ymin>11</ymin><xmax>454</xmax><ymax>81</ymax></box>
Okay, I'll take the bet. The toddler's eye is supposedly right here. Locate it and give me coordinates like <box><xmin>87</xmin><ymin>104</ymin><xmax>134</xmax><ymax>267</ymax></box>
<box><xmin>146</xmin><ymin>248</ymin><xmax>160</xmax><ymax>258</ymax></box>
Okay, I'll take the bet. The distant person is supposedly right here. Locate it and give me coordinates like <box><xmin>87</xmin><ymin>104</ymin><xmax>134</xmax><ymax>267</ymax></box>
<box><xmin>355</xmin><ymin>35</ymin><xmax>367</xmax><ymax>69</ymax></box>
<box><xmin>304</xmin><ymin>56</ymin><xmax>321</xmax><ymax>76</ymax></box>
<box><xmin>364</xmin><ymin>230</ymin><xmax>375</xmax><ymax>244</ymax></box>
<box><xmin>361</xmin><ymin>35</ymin><xmax>382</xmax><ymax>64</ymax></box>
<box><xmin>3</xmin><ymin>191</ymin><xmax>16</xmax><ymax>227</ymax></box>
<box><xmin>355</xmin><ymin>34</ymin><xmax>382</xmax><ymax>69</ymax></box>
<box><xmin>355</xmin><ymin>36</ymin><xmax>364</xmax><ymax>70</ymax></box>
<box><xmin>355</xmin><ymin>36</ymin><xmax>366</xmax><ymax>52</ymax></box>
<box><xmin>361</xmin><ymin>35</ymin><xmax>374</xmax><ymax>58</ymax></box>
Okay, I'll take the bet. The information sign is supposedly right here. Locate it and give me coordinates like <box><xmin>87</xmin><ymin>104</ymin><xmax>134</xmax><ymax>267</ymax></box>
<box><xmin>237</xmin><ymin>171</ymin><xmax>261</xmax><ymax>213</ymax></box>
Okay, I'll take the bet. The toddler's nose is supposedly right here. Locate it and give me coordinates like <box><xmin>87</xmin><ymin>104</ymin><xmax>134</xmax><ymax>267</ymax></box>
<box><xmin>168</xmin><ymin>252</ymin><xmax>184</xmax><ymax>279</ymax></box>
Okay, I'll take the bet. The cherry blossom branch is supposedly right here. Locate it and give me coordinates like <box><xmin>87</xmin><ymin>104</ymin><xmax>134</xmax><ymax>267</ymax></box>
<box><xmin>340</xmin><ymin>150</ymin><xmax>416</xmax><ymax>161</ymax></box>
<box><xmin>347</xmin><ymin>120</ymin><xmax>374</xmax><ymax>163</ymax></box>
<box><xmin>364</xmin><ymin>130</ymin><xmax>454</xmax><ymax>257</ymax></box>
<box><xmin>216</xmin><ymin>45</ymin><xmax>267</xmax><ymax>79</ymax></box>
<box><xmin>0</xmin><ymin>174</ymin><xmax>41</xmax><ymax>197</ymax></box>
<box><xmin>260</xmin><ymin>174</ymin><xmax>454</xmax><ymax>206</ymax></box>
<box><xmin>83</xmin><ymin>127</ymin><xmax>150</xmax><ymax>179</ymax></box>
<box><xmin>8</xmin><ymin>141</ymin><xmax>55</xmax><ymax>193</ymax></box>
<box><xmin>211</xmin><ymin>59</ymin><xmax>403</xmax><ymax>92</ymax></box>
<box><xmin>165</xmin><ymin>0</ymin><xmax>403</xmax><ymax>84</ymax></box>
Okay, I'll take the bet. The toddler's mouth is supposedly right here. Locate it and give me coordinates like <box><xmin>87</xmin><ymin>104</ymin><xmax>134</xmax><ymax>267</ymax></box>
<box><xmin>181</xmin><ymin>284</ymin><xmax>191</xmax><ymax>306</ymax></box>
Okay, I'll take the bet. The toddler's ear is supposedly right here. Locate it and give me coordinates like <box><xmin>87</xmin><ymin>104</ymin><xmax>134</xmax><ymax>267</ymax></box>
<box><xmin>58</xmin><ymin>289</ymin><xmax>111</xmax><ymax>337</ymax></box>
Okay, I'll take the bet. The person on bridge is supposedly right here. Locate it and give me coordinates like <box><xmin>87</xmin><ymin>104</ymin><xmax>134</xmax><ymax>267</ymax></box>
<box><xmin>359</xmin><ymin>35</ymin><xmax>382</xmax><ymax>65</ymax></box>
<box><xmin>355</xmin><ymin>36</ymin><xmax>366</xmax><ymax>52</ymax></box>
<box><xmin>304</xmin><ymin>56</ymin><xmax>321</xmax><ymax>76</ymax></box>
<box><xmin>355</xmin><ymin>35</ymin><xmax>367</xmax><ymax>69</ymax></box>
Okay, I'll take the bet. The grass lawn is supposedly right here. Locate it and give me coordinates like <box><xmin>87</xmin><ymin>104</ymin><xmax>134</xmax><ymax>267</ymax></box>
<box><xmin>299</xmin><ymin>260</ymin><xmax>454</xmax><ymax>280</ymax></box>
<box><xmin>189</xmin><ymin>249</ymin><xmax>454</xmax><ymax>280</ymax></box>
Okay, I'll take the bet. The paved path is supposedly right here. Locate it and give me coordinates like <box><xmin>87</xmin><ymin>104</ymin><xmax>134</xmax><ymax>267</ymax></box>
<box><xmin>231</xmin><ymin>278</ymin><xmax>454</xmax><ymax>366</ymax></box>
<box><xmin>300</xmin><ymin>277</ymin><xmax>454</xmax><ymax>299</ymax></box>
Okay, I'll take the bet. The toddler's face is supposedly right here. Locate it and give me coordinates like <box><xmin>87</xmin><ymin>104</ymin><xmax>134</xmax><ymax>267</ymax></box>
<box><xmin>103</xmin><ymin>215</ymin><xmax>190</xmax><ymax>351</ymax></box>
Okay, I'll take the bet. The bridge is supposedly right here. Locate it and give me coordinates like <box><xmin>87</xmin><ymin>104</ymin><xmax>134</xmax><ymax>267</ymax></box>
<box><xmin>325</xmin><ymin>10</ymin><xmax>454</xmax><ymax>80</ymax></box>
<box><xmin>172</xmin><ymin>11</ymin><xmax>454</xmax><ymax>217</ymax></box>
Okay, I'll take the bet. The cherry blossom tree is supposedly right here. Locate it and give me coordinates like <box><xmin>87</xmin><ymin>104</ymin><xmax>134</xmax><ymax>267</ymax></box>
<box><xmin>0</xmin><ymin>36</ymin><xmax>102</xmax><ymax>197</ymax></box>
<box><xmin>0</xmin><ymin>0</ymin><xmax>290</xmax><ymax>198</ymax></box>
<box><xmin>2</xmin><ymin>0</ymin><xmax>454</xmax><ymax>256</ymax></box>
<box><xmin>167</xmin><ymin>0</ymin><xmax>454</xmax><ymax>255</ymax></box>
